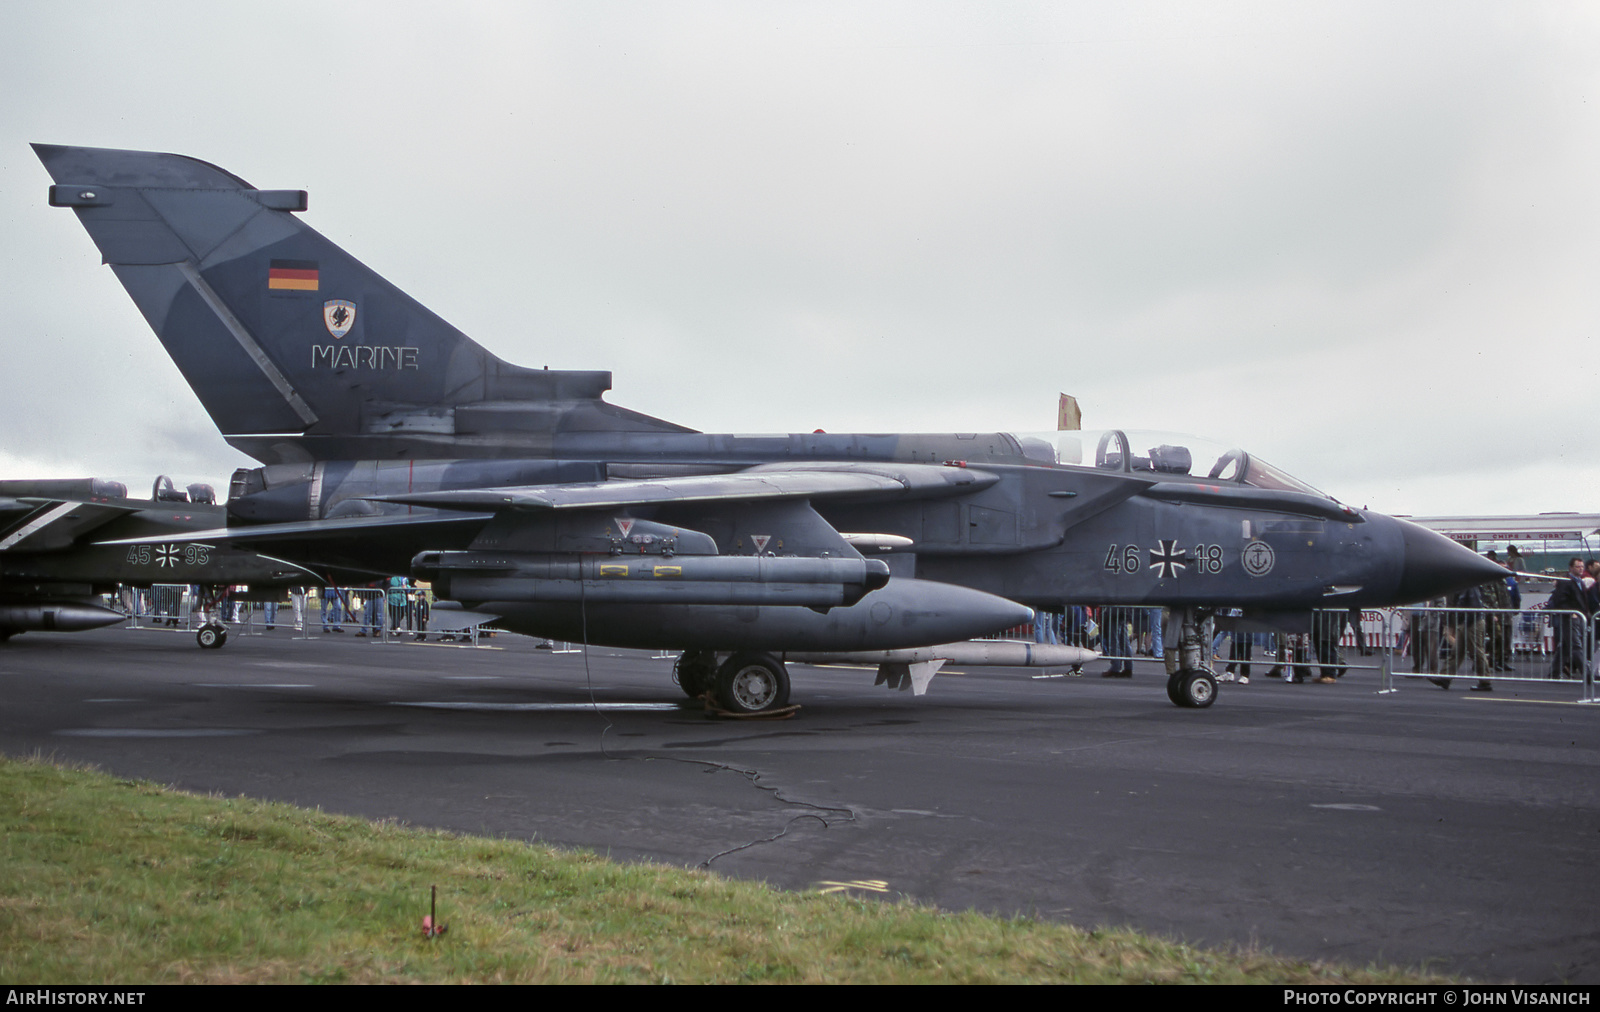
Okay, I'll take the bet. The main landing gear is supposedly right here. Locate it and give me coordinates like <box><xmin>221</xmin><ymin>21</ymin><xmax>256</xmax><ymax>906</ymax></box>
<box><xmin>196</xmin><ymin>622</ymin><xmax>228</xmax><ymax>649</ymax></box>
<box><xmin>674</xmin><ymin>649</ymin><xmax>792</xmax><ymax>715</ymax></box>
<box><xmin>674</xmin><ymin>651</ymin><xmax>716</xmax><ymax>700</ymax></box>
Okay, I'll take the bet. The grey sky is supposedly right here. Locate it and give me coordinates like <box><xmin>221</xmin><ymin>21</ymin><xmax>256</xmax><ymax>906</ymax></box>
<box><xmin>1</xmin><ymin>2</ymin><xmax>1594</xmax><ymax>515</ymax></box>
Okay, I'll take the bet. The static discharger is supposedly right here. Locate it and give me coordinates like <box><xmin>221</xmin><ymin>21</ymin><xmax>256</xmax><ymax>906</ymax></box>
<box><xmin>422</xmin><ymin>885</ymin><xmax>448</xmax><ymax>939</ymax></box>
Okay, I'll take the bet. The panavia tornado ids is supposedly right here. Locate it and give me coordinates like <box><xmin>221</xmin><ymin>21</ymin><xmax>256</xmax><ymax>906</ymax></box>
<box><xmin>31</xmin><ymin>143</ymin><xmax>1504</xmax><ymax>710</ymax></box>
<box><xmin>0</xmin><ymin>475</ymin><xmax>323</xmax><ymax>647</ymax></box>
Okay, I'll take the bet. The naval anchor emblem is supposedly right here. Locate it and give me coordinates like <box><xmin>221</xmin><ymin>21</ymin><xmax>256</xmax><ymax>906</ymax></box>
<box><xmin>323</xmin><ymin>300</ymin><xmax>356</xmax><ymax>339</ymax></box>
<box><xmin>1242</xmin><ymin>540</ymin><xmax>1275</xmax><ymax>577</ymax></box>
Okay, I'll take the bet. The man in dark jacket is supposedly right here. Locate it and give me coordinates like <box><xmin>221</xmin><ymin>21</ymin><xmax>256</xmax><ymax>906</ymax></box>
<box><xmin>1546</xmin><ymin>558</ymin><xmax>1594</xmax><ymax>678</ymax></box>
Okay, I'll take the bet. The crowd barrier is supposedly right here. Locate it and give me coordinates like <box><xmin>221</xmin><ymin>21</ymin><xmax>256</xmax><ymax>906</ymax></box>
<box><xmin>1384</xmin><ymin>606</ymin><xmax>1594</xmax><ymax>699</ymax></box>
<box><xmin>119</xmin><ymin>585</ymin><xmax>493</xmax><ymax>647</ymax></box>
<box><xmin>1006</xmin><ymin>604</ymin><xmax>1597</xmax><ymax>700</ymax></box>
<box><xmin>121</xmin><ymin>583</ymin><xmax>221</xmax><ymax>632</ymax></box>
<box><xmin>113</xmin><ymin>587</ymin><xmax>1599</xmax><ymax>697</ymax></box>
<box><xmin>119</xmin><ymin>585</ymin><xmax>607</xmax><ymax>653</ymax></box>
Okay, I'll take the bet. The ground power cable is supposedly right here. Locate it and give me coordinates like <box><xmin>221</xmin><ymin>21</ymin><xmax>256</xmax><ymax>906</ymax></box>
<box><xmin>578</xmin><ymin>560</ymin><xmax>621</xmax><ymax>760</ymax></box>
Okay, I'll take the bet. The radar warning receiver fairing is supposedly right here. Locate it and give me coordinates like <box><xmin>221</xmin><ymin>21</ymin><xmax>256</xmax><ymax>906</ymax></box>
<box><xmin>35</xmin><ymin>143</ymin><xmax>1506</xmax><ymax>710</ymax></box>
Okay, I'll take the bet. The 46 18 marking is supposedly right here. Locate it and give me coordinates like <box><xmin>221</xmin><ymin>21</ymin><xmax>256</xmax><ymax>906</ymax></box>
<box><xmin>1103</xmin><ymin>543</ymin><xmax>1224</xmax><ymax>575</ymax></box>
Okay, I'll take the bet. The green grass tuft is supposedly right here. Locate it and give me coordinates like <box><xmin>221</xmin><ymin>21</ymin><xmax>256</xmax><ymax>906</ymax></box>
<box><xmin>0</xmin><ymin>755</ymin><xmax>1449</xmax><ymax>984</ymax></box>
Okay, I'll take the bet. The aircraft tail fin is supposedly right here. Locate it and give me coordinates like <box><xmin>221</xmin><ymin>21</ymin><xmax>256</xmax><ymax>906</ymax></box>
<box><xmin>33</xmin><ymin>144</ymin><xmax>691</xmax><ymax>464</ymax></box>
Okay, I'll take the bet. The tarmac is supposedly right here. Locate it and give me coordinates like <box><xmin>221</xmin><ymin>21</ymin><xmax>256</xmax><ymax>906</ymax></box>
<box><xmin>1</xmin><ymin>623</ymin><xmax>1597</xmax><ymax>983</ymax></box>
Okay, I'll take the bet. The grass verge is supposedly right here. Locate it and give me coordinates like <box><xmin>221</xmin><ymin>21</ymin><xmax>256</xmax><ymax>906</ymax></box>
<box><xmin>0</xmin><ymin>755</ymin><xmax>1445</xmax><ymax>984</ymax></box>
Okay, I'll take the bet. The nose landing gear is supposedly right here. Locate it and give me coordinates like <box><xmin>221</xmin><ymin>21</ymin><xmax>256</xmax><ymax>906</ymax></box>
<box><xmin>196</xmin><ymin>623</ymin><xmax>228</xmax><ymax>649</ymax></box>
<box><xmin>1165</xmin><ymin>606</ymin><xmax>1217</xmax><ymax>708</ymax></box>
<box><xmin>1166</xmin><ymin>668</ymin><xmax>1216</xmax><ymax>708</ymax></box>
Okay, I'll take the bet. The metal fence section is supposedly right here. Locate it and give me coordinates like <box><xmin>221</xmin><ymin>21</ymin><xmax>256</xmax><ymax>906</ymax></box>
<box><xmin>1343</xmin><ymin>609</ymin><xmax>1402</xmax><ymax>651</ymax></box>
<box><xmin>994</xmin><ymin>606</ymin><xmax>1388</xmax><ymax>681</ymax></box>
<box><xmin>996</xmin><ymin>606</ymin><xmax>1166</xmax><ymax>659</ymax></box>
<box><xmin>992</xmin><ymin>604</ymin><xmax>1597</xmax><ymax>698</ymax></box>
<box><xmin>1001</xmin><ymin>606</ymin><xmax>1171</xmax><ymax>674</ymax></box>
<box><xmin>122</xmin><ymin>584</ymin><xmax>194</xmax><ymax>630</ymax></box>
<box><xmin>113</xmin><ymin>584</ymin><xmax>495</xmax><ymax>647</ymax></box>
<box><xmin>1384</xmin><ymin>606</ymin><xmax>1595</xmax><ymax>701</ymax></box>
<box><xmin>306</xmin><ymin>586</ymin><xmax>473</xmax><ymax>644</ymax></box>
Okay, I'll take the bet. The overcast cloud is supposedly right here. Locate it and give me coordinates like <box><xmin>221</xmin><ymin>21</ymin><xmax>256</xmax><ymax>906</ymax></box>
<box><xmin>1</xmin><ymin>1</ymin><xmax>1594</xmax><ymax>515</ymax></box>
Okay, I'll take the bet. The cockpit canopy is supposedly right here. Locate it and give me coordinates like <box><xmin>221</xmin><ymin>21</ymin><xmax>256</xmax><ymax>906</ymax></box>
<box><xmin>1010</xmin><ymin>429</ymin><xmax>1330</xmax><ymax>500</ymax></box>
<box><xmin>152</xmin><ymin>474</ymin><xmax>216</xmax><ymax>505</ymax></box>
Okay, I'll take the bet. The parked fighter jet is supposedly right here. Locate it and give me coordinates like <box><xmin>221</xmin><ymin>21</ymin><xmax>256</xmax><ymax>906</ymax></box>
<box><xmin>0</xmin><ymin>476</ymin><xmax>323</xmax><ymax>647</ymax></box>
<box><xmin>34</xmin><ymin>143</ymin><xmax>1505</xmax><ymax>710</ymax></box>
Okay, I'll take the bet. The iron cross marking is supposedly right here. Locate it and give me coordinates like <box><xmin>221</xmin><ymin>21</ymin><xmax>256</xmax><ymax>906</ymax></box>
<box><xmin>1148</xmin><ymin>539</ymin><xmax>1190</xmax><ymax>579</ymax></box>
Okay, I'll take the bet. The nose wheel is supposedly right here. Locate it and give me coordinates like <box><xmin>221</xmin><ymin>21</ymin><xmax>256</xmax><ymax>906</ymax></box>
<box><xmin>1167</xmin><ymin>669</ymin><xmax>1216</xmax><ymax>708</ymax></box>
<box><xmin>196</xmin><ymin>623</ymin><xmax>228</xmax><ymax>649</ymax></box>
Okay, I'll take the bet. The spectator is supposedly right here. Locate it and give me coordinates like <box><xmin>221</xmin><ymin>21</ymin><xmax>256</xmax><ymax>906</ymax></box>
<box><xmin>357</xmin><ymin>581</ymin><xmax>384</xmax><ymax>637</ymax></box>
<box><xmin>322</xmin><ymin>587</ymin><xmax>347</xmax><ymax>633</ymax></box>
<box><xmin>1100</xmin><ymin>607</ymin><xmax>1133</xmax><ymax>678</ymax></box>
<box><xmin>387</xmin><ymin>575</ymin><xmax>411</xmax><ymax>634</ymax></box>
<box><xmin>1481</xmin><ymin>560</ymin><xmax>1513</xmax><ymax>673</ymax></box>
<box><xmin>1447</xmin><ymin>584</ymin><xmax>1493</xmax><ymax>692</ymax></box>
<box><xmin>290</xmin><ymin>586</ymin><xmax>308</xmax><ymax>632</ymax></box>
<box><xmin>1544</xmin><ymin>558</ymin><xmax>1593</xmax><ymax>678</ymax></box>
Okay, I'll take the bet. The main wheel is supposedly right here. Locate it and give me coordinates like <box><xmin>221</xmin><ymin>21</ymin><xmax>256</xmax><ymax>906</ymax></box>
<box><xmin>1172</xmin><ymin>669</ymin><xmax>1217</xmax><ymax>709</ymax></box>
<box><xmin>196</xmin><ymin>624</ymin><xmax>226</xmax><ymax>649</ymax></box>
<box><xmin>674</xmin><ymin>650</ymin><xmax>717</xmax><ymax>699</ymax></box>
<box><xmin>714</xmin><ymin>652</ymin><xmax>791</xmax><ymax>714</ymax></box>
<box><xmin>1165</xmin><ymin>672</ymin><xmax>1185</xmax><ymax>706</ymax></box>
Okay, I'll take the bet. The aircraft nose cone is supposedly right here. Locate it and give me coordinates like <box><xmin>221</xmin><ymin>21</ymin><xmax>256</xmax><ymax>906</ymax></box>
<box><xmin>1392</xmin><ymin>519</ymin><xmax>1508</xmax><ymax>603</ymax></box>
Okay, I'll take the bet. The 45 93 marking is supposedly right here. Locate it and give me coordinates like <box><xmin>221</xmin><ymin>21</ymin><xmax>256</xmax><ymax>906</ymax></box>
<box><xmin>125</xmin><ymin>543</ymin><xmax>210</xmax><ymax>567</ymax></box>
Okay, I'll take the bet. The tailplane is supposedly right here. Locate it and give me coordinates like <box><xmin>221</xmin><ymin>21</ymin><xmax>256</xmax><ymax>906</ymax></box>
<box><xmin>34</xmin><ymin>144</ymin><xmax>692</xmax><ymax>464</ymax></box>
